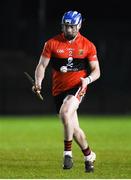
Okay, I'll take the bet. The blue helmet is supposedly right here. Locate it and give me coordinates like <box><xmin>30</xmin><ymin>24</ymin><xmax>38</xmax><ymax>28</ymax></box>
<box><xmin>61</xmin><ymin>11</ymin><xmax>82</xmax><ymax>26</ymax></box>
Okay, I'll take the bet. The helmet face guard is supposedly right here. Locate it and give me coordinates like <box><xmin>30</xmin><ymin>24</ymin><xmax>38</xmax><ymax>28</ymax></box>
<box><xmin>61</xmin><ymin>11</ymin><xmax>82</xmax><ymax>26</ymax></box>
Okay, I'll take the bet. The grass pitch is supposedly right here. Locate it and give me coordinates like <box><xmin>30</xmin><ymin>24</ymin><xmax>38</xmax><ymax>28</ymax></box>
<box><xmin>0</xmin><ymin>115</ymin><xmax>131</xmax><ymax>179</ymax></box>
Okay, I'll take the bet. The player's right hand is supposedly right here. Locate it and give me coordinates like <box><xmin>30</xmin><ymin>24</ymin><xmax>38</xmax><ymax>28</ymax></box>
<box><xmin>80</xmin><ymin>78</ymin><xmax>87</xmax><ymax>93</ymax></box>
<box><xmin>32</xmin><ymin>85</ymin><xmax>41</xmax><ymax>94</ymax></box>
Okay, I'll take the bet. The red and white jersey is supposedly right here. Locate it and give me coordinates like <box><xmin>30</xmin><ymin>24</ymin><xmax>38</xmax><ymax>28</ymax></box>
<box><xmin>41</xmin><ymin>32</ymin><xmax>98</xmax><ymax>96</ymax></box>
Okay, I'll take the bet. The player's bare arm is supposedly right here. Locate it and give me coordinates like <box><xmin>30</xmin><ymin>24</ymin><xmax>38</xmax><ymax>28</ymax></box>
<box><xmin>81</xmin><ymin>59</ymin><xmax>100</xmax><ymax>91</ymax></box>
<box><xmin>33</xmin><ymin>55</ymin><xmax>50</xmax><ymax>92</ymax></box>
<box><xmin>88</xmin><ymin>59</ymin><xmax>101</xmax><ymax>82</ymax></box>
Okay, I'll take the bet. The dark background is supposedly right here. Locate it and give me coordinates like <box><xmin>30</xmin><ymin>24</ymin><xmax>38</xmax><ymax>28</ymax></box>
<box><xmin>0</xmin><ymin>0</ymin><xmax>131</xmax><ymax>115</ymax></box>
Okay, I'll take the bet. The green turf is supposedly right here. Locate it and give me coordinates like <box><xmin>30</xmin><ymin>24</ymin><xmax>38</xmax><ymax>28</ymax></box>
<box><xmin>0</xmin><ymin>115</ymin><xmax>131</xmax><ymax>178</ymax></box>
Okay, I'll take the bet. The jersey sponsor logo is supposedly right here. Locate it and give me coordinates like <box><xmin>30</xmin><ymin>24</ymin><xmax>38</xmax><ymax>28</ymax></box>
<box><xmin>67</xmin><ymin>57</ymin><xmax>73</xmax><ymax>68</ymax></box>
<box><xmin>57</xmin><ymin>49</ymin><xmax>64</xmax><ymax>53</ymax></box>
<box><xmin>66</xmin><ymin>57</ymin><xmax>79</xmax><ymax>71</ymax></box>
<box><xmin>66</xmin><ymin>48</ymin><xmax>74</xmax><ymax>51</ymax></box>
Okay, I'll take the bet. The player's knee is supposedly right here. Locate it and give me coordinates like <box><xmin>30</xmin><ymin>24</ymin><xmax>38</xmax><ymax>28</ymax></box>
<box><xmin>59</xmin><ymin>106</ymin><xmax>71</xmax><ymax>121</ymax></box>
<box><xmin>59</xmin><ymin>96</ymin><xmax>73</xmax><ymax>118</ymax></box>
<box><xmin>59</xmin><ymin>95</ymin><xmax>79</xmax><ymax>124</ymax></box>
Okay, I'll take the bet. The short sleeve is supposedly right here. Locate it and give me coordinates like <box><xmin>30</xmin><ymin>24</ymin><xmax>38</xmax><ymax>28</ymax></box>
<box><xmin>41</xmin><ymin>41</ymin><xmax>52</xmax><ymax>58</ymax></box>
<box><xmin>87</xmin><ymin>42</ymin><xmax>97</xmax><ymax>61</ymax></box>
